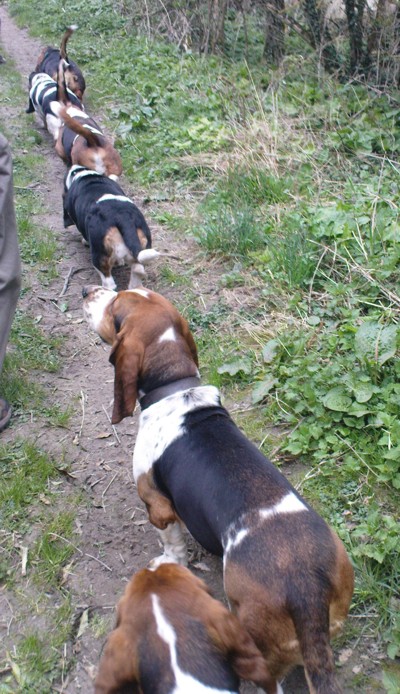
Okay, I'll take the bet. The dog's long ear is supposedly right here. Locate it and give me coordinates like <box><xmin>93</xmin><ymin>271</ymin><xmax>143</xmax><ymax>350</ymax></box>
<box><xmin>180</xmin><ymin>315</ymin><xmax>199</xmax><ymax>367</ymax></box>
<box><xmin>207</xmin><ymin>606</ymin><xmax>273</xmax><ymax>691</ymax></box>
<box><xmin>109</xmin><ymin>329</ymin><xmax>144</xmax><ymax>424</ymax></box>
<box><xmin>94</xmin><ymin>627</ymin><xmax>139</xmax><ymax>694</ymax></box>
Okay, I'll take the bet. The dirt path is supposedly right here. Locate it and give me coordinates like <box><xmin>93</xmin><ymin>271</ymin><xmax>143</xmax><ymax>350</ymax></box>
<box><xmin>0</xmin><ymin>8</ymin><xmax>384</xmax><ymax>693</ymax></box>
<box><xmin>0</xmin><ymin>8</ymin><xmax>245</xmax><ymax>693</ymax></box>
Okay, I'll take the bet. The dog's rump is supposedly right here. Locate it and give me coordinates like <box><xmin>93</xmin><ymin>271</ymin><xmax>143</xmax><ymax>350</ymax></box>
<box><xmin>64</xmin><ymin>171</ymin><xmax>151</xmax><ymax>257</ymax></box>
<box><xmin>149</xmin><ymin>402</ymin><xmax>310</xmax><ymax>555</ymax></box>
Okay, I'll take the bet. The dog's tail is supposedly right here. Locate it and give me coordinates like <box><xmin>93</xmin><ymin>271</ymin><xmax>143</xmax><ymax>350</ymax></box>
<box><xmin>55</xmin><ymin>58</ymin><xmax>71</xmax><ymax>105</ymax></box>
<box><xmin>137</xmin><ymin>249</ymin><xmax>160</xmax><ymax>264</ymax></box>
<box><xmin>60</xmin><ymin>25</ymin><xmax>78</xmax><ymax>61</ymax></box>
<box><xmin>292</xmin><ymin>604</ymin><xmax>342</xmax><ymax>694</ymax></box>
<box><xmin>56</xmin><ymin>105</ymin><xmax>102</xmax><ymax>147</ymax></box>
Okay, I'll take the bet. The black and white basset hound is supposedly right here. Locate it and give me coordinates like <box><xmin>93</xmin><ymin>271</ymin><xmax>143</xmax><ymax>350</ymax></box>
<box><xmin>27</xmin><ymin>72</ymin><xmax>83</xmax><ymax>141</ymax></box>
<box><xmin>83</xmin><ymin>286</ymin><xmax>355</xmax><ymax>694</ymax></box>
<box><xmin>64</xmin><ymin>166</ymin><xmax>158</xmax><ymax>290</ymax></box>
<box><xmin>95</xmin><ymin>563</ymin><xmax>272</xmax><ymax>694</ymax></box>
<box><xmin>30</xmin><ymin>25</ymin><xmax>85</xmax><ymax>101</ymax></box>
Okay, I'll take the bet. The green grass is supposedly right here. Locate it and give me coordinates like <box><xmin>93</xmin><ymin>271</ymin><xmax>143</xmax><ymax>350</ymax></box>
<box><xmin>0</xmin><ymin>52</ymin><xmax>79</xmax><ymax>693</ymax></box>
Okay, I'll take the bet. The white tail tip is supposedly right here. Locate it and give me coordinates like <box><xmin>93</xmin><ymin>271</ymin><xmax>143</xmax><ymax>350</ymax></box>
<box><xmin>137</xmin><ymin>249</ymin><xmax>160</xmax><ymax>265</ymax></box>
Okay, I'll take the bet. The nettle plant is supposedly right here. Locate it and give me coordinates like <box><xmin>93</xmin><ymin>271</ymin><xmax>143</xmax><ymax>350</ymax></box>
<box><xmin>253</xmin><ymin>316</ymin><xmax>400</xmax><ymax>488</ymax></box>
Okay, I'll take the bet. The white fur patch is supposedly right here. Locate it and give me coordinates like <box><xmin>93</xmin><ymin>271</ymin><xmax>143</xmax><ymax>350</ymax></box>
<box><xmin>133</xmin><ymin>386</ymin><xmax>220</xmax><ymax>481</ymax></box>
<box><xmin>65</xmin><ymin>105</ymin><xmax>89</xmax><ymax>119</ymax></box>
<box><xmin>93</xmin><ymin>153</ymin><xmax>106</xmax><ymax>175</ymax></box>
<box><xmin>96</xmin><ymin>194</ymin><xmax>134</xmax><ymax>205</ymax></box>
<box><xmin>259</xmin><ymin>492</ymin><xmax>307</xmax><ymax>521</ymax></box>
<box><xmin>151</xmin><ymin>594</ymin><xmax>236</xmax><ymax>694</ymax></box>
<box><xmin>224</xmin><ymin>527</ymin><xmax>249</xmax><ymax>556</ymax></box>
<box><xmin>158</xmin><ymin>327</ymin><xmax>177</xmax><ymax>343</ymax></box>
<box><xmin>97</xmin><ymin>271</ymin><xmax>117</xmax><ymax>291</ymax></box>
<box><xmin>128</xmin><ymin>264</ymin><xmax>146</xmax><ymax>289</ymax></box>
<box><xmin>82</xmin><ymin>123</ymin><xmax>103</xmax><ymax>136</ymax></box>
<box><xmin>137</xmin><ymin>249</ymin><xmax>160</xmax><ymax>265</ymax></box>
<box><xmin>83</xmin><ymin>287</ymin><xmax>116</xmax><ymax>333</ymax></box>
<box><xmin>65</xmin><ymin>166</ymin><xmax>100</xmax><ymax>190</ymax></box>
<box><xmin>127</xmin><ymin>288</ymin><xmax>149</xmax><ymax>298</ymax></box>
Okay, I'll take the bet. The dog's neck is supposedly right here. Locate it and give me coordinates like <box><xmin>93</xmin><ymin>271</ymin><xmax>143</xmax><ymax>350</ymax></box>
<box><xmin>138</xmin><ymin>376</ymin><xmax>201</xmax><ymax>411</ymax></box>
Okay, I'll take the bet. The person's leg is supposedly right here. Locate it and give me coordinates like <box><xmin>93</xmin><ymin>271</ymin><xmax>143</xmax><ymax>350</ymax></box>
<box><xmin>0</xmin><ymin>133</ymin><xmax>21</xmax><ymax>431</ymax></box>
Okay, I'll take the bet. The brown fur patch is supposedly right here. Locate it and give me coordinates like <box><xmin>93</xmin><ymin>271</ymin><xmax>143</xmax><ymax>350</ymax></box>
<box><xmin>137</xmin><ymin>228</ymin><xmax>148</xmax><ymax>249</ymax></box>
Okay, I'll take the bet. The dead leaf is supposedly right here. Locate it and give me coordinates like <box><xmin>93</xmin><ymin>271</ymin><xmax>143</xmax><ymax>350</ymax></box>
<box><xmin>338</xmin><ymin>648</ymin><xmax>353</xmax><ymax>664</ymax></box>
<box><xmin>192</xmin><ymin>562</ymin><xmax>211</xmax><ymax>572</ymax></box>
<box><xmin>60</xmin><ymin>562</ymin><xmax>75</xmax><ymax>586</ymax></box>
<box><xmin>95</xmin><ymin>432</ymin><xmax>111</xmax><ymax>439</ymax></box>
<box><xmin>39</xmin><ymin>493</ymin><xmax>51</xmax><ymax>505</ymax></box>
<box><xmin>21</xmin><ymin>546</ymin><xmax>28</xmax><ymax>576</ymax></box>
<box><xmin>133</xmin><ymin>520</ymin><xmax>148</xmax><ymax>526</ymax></box>
<box><xmin>76</xmin><ymin>609</ymin><xmax>89</xmax><ymax>639</ymax></box>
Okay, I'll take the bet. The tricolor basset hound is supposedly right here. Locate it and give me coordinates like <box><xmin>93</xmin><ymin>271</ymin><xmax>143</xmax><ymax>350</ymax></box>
<box><xmin>29</xmin><ymin>25</ymin><xmax>85</xmax><ymax>102</ymax></box>
<box><xmin>53</xmin><ymin>104</ymin><xmax>123</xmax><ymax>179</ymax></box>
<box><xmin>64</xmin><ymin>166</ymin><xmax>158</xmax><ymax>290</ymax></box>
<box><xmin>26</xmin><ymin>71</ymin><xmax>83</xmax><ymax>142</ymax></box>
<box><xmin>94</xmin><ymin>563</ymin><xmax>273</xmax><ymax>694</ymax></box>
<box><xmin>83</xmin><ymin>287</ymin><xmax>355</xmax><ymax>694</ymax></box>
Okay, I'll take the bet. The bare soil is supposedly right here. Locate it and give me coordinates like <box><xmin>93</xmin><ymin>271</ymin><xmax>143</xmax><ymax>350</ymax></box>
<box><xmin>0</xmin><ymin>7</ymin><xmax>388</xmax><ymax>693</ymax></box>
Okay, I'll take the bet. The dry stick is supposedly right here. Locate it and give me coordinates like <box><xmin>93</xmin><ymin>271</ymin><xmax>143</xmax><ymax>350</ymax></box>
<box><xmin>59</xmin><ymin>267</ymin><xmax>75</xmax><ymax>298</ymax></box>
<box><xmin>101</xmin><ymin>471</ymin><xmax>119</xmax><ymax>511</ymax></box>
<box><xmin>78</xmin><ymin>390</ymin><xmax>85</xmax><ymax>439</ymax></box>
<box><xmin>49</xmin><ymin>533</ymin><xmax>112</xmax><ymax>571</ymax></box>
<box><xmin>59</xmin><ymin>266</ymin><xmax>90</xmax><ymax>297</ymax></box>
<box><xmin>85</xmin><ymin>553</ymin><xmax>112</xmax><ymax>572</ymax></box>
<box><xmin>102</xmin><ymin>403</ymin><xmax>121</xmax><ymax>445</ymax></box>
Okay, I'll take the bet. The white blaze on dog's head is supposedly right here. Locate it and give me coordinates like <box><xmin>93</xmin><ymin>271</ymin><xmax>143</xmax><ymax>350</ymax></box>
<box><xmin>82</xmin><ymin>285</ymin><xmax>117</xmax><ymax>342</ymax></box>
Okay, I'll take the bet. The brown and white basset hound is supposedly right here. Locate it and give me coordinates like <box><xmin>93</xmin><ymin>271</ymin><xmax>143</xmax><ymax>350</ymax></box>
<box><xmin>83</xmin><ymin>286</ymin><xmax>355</xmax><ymax>694</ymax></box>
<box><xmin>94</xmin><ymin>563</ymin><xmax>273</xmax><ymax>694</ymax></box>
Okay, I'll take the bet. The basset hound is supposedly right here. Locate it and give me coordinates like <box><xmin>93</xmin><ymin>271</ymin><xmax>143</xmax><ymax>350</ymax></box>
<box><xmin>83</xmin><ymin>286</ymin><xmax>355</xmax><ymax>694</ymax></box>
<box><xmin>53</xmin><ymin>103</ymin><xmax>123</xmax><ymax>179</ymax></box>
<box><xmin>29</xmin><ymin>25</ymin><xmax>85</xmax><ymax>102</ymax></box>
<box><xmin>27</xmin><ymin>71</ymin><xmax>83</xmax><ymax>142</ymax></box>
<box><xmin>49</xmin><ymin>58</ymin><xmax>122</xmax><ymax>178</ymax></box>
<box><xmin>94</xmin><ymin>563</ymin><xmax>273</xmax><ymax>694</ymax></box>
<box><xmin>64</xmin><ymin>166</ymin><xmax>159</xmax><ymax>290</ymax></box>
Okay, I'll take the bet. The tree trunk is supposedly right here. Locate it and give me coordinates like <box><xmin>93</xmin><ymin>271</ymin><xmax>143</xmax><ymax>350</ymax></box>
<box><xmin>302</xmin><ymin>0</ymin><xmax>341</xmax><ymax>73</ymax></box>
<box><xmin>203</xmin><ymin>0</ymin><xmax>228</xmax><ymax>53</ymax></box>
<box><xmin>263</xmin><ymin>0</ymin><xmax>286</xmax><ymax>66</ymax></box>
<box><xmin>345</xmin><ymin>0</ymin><xmax>366</xmax><ymax>74</ymax></box>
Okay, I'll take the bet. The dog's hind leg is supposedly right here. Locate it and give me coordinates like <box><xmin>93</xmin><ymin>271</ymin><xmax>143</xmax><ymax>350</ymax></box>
<box><xmin>137</xmin><ymin>472</ymin><xmax>188</xmax><ymax>567</ymax></box>
<box><xmin>149</xmin><ymin>522</ymin><xmax>188</xmax><ymax>569</ymax></box>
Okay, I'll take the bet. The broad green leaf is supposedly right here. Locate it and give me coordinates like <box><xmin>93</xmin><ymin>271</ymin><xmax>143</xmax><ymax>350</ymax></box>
<box><xmin>217</xmin><ymin>359</ymin><xmax>252</xmax><ymax>376</ymax></box>
<box><xmin>353</xmin><ymin>382</ymin><xmax>374</xmax><ymax>403</ymax></box>
<box><xmin>322</xmin><ymin>387</ymin><xmax>352</xmax><ymax>412</ymax></box>
<box><xmin>262</xmin><ymin>339</ymin><xmax>279</xmax><ymax>363</ymax></box>
<box><xmin>355</xmin><ymin>322</ymin><xmax>398</xmax><ymax>366</ymax></box>
<box><xmin>252</xmin><ymin>378</ymin><xmax>277</xmax><ymax>404</ymax></box>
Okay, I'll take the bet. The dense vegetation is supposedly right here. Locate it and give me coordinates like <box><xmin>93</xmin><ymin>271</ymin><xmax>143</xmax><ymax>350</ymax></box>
<box><xmin>3</xmin><ymin>0</ymin><xmax>400</xmax><ymax>688</ymax></box>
